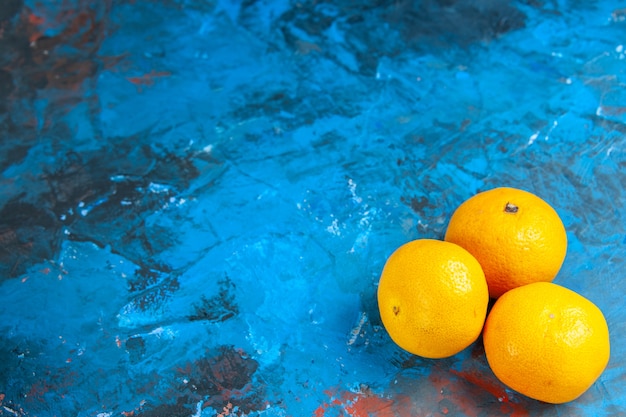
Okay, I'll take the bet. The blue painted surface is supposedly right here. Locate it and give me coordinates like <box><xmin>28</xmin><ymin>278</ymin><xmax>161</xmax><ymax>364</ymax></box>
<box><xmin>0</xmin><ymin>1</ymin><xmax>625</xmax><ymax>416</ymax></box>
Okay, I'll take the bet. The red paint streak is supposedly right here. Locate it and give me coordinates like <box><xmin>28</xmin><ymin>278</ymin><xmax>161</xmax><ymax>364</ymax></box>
<box><xmin>322</xmin><ymin>386</ymin><xmax>339</xmax><ymax>399</ymax></box>
<box><xmin>450</xmin><ymin>369</ymin><xmax>529</xmax><ymax>417</ymax></box>
<box><xmin>28</xmin><ymin>31</ymin><xmax>43</xmax><ymax>43</ymax></box>
<box><xmin>11</xmin><ymin>2</ymin><xmax>118</xmax><ymax>94</ymax></box>
<box><xmin>314</xmin><ymin>386</ymin><xmax>412</xmax><ymax>417</ymax></box>
<box><xmin>507</xmin><ymin>404</ymin><xmax>530</xmax><ymax>417</ymax></box>
<box><xmin>27</xmin><ymin>13</ymin><xmax>45</xmax><ymax>26</ymax></box>
<box><xmin>26</xmin><ymin>13</ymin><xmax>46</xmax><ymax>41</ymax></box>
<box><xmin>25</xmin><ymin>4</ymin><xmax>103</xmax><ymax>47</ymax></box>
<box><xmin>102</xmin><ymin>54</ymin><xmax>129</xmax><ymax>71</ymax></box>
<box><xmin>450</xmin><ymin>369</ymin><xmax>510</xmax><ymax>403</ymax></box>
<box><xmin>126</xmin><ymin>70</ymin><xmax>171</xmax><ymax>89</ymax></box>
<box><xmin>344</xmin><ymin>394</ymin><xmax>395</xmax><ymax>417</ymax></box>
<box><xmin>313</xmin><ymin>403</ymin><xmax>327</xmax><ymax>417</ymax></box>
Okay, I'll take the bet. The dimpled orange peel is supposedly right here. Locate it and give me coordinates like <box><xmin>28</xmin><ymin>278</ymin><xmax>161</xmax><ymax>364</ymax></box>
<box><xmin>483</xmin><ymin>282</ymin><xmax>610</xmax><ymax>404</ymax></box>
<box><xmin>444</xmin><ymin>187</ymin><xmax>568</xmax><ymax>298</ymax></box>
<box><xmin>377</xmin><ymin>239</ymin><xmax>489</xmax><ymax>359</ymax></box>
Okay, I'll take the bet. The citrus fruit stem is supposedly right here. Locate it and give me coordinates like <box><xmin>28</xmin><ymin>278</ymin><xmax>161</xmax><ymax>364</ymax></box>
<box><xmin>504</xmin><ymin>202</ymin><xmax>518</xmax><ymax>213</ymax></box>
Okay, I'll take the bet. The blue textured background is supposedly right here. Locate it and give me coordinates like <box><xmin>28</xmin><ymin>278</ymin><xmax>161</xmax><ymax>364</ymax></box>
<box><xmin>0</xmin><ymin>1</ymin><xmax>625</xmax><ymax>416</ymax></box>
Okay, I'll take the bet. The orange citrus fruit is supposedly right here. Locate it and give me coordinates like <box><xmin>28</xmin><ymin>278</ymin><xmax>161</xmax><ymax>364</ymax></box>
<box><xmin>444</xmin><ymin>187</ymin><xmax>567</xmax><ymax>298</ymax></box>
<box><xmin>377</xmin><ymin>239</ymin><xmax>489</xmax><ymax>359</ymax></box>
<box><xmin>483</xmin><ymin>282</ymin><xmax>610</xmax><ymax>404</ymax></box>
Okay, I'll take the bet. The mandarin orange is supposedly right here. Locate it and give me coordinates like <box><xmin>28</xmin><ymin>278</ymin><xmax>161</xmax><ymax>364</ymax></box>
<box><xmin>483</xmin><ymin>282</ymin><xmax>610</xmax><ymax>404</ymax></box>
<box><xmin>444</xmin><ymin>187</ymin><xmax>567</xmax><ymax>298</ymax></box>
<box><xmin>377</xmin><ymin>239</ymin><xmax>489</xmax><ymax>359</ymax></box>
